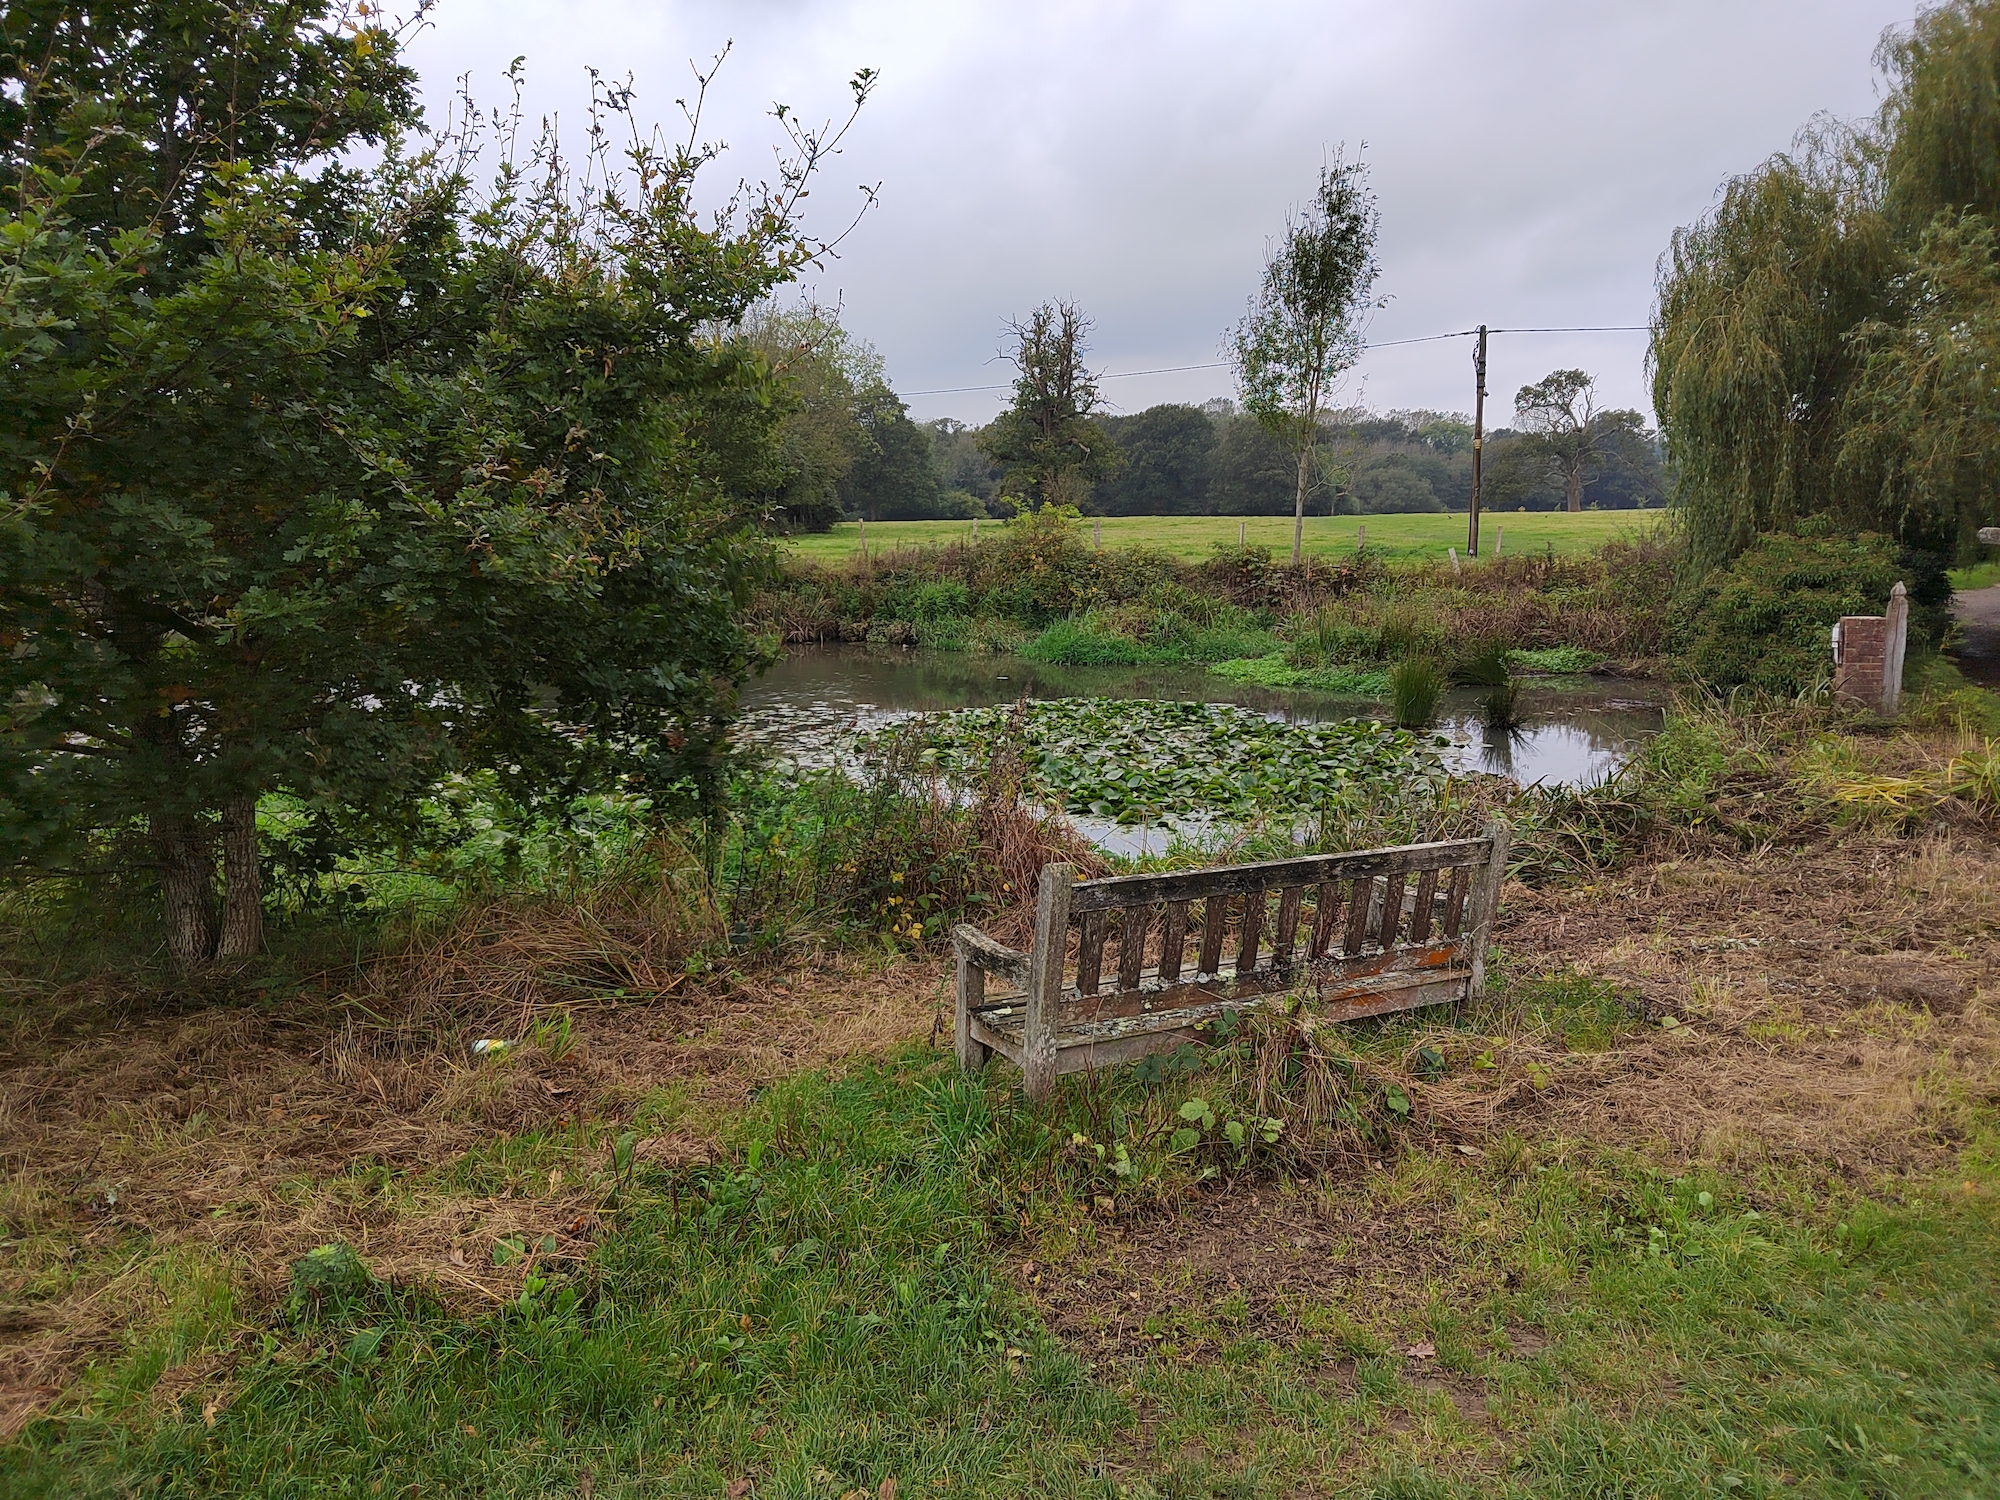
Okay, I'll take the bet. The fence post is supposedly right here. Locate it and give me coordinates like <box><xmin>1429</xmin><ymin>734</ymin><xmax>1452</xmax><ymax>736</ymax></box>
<box><xmin>1022</xmin><ymin>862</ymin><xmax>1074</xmax><ymax>1102</ymax></box>
<box><xmin>1466</xmin><ymin>818</ymin><xmax>1511</xmax><ymax>1003</ymax></box>
<box><xmin>1881</xmin><ymin>581</ymin><xmax>1908</xmax><ymax>717</ymax></box>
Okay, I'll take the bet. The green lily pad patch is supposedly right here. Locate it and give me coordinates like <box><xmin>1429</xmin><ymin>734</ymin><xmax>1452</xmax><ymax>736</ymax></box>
<box><xmin>906</xmin><ymin>699</ymin><xmax>1444</xmax><ymax>825</ymax></box>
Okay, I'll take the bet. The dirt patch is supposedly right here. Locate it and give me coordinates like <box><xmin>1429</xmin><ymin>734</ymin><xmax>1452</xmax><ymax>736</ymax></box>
<box><xmin>1484</xmin><ymin>831</ymin><xmax>2000</xmax><ymax>1172</ymax></box>
<box><xmin>1025</xmin><ymin>1181</ymin><xmax>1492</xmax><ymax>1368</ymax></box>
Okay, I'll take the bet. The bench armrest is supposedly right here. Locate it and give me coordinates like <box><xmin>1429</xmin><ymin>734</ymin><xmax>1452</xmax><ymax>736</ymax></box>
<box><xmin>951</xmin><ymin>924</ymin><xmax>1029</xmax><ymax>985</ymax></box>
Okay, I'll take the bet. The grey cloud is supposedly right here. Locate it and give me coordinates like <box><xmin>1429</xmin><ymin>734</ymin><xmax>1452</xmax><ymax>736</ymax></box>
<box><xmin>408</xmin><ymin>0</ymin><xmax>1918</xmax><ymax>424</ymax></box>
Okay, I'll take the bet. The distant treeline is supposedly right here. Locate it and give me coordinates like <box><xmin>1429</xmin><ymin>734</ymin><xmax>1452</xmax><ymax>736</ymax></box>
<box><xmin>822</xmin><ymin>400</ymin><xmax>1665</xmax><ymax>528</ymax></box>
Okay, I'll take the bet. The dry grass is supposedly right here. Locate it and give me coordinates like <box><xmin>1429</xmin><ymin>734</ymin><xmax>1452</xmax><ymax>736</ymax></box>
<box><xmin>0</xmin><ymin>874</ymin><xmax>952</xmax><ymax>1437</ymax></box>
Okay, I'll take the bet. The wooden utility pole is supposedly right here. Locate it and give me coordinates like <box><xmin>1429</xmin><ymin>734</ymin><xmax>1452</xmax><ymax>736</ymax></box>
<box><xmin>1467</xmin><ymin>324</ymin><xmax>1488</xmax><ymax>557</ymax></box>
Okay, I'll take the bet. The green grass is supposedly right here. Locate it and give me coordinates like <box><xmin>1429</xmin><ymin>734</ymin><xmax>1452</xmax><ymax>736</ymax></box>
<box><xmin>13</xmin><ymin>1024</ymin><xmax>2000</xmax><ymax>1498</ymax></box>
<box><xmin>786</xmin><ymin>510</ymin><xmax>1662</xmax><ymax>566</ymax></box>
<box><xmin>1207</xmin><ymin>652</ymin><xmax>1392</xmax><ymax>696</ymax></box>
<box><xmin>1950</xmin><ymin>557</ymin><xmax>2000</xmax><ymax>592</ymax></box>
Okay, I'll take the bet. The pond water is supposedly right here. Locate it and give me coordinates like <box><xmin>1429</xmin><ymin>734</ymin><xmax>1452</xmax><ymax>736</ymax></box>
<box><xmin>740</xmin><ymin>644</ymin><xmax>1666</xmax><ymax>806</ymax></box>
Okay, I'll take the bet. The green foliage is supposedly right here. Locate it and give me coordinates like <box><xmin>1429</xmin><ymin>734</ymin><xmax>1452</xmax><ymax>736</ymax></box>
<box><xmin>907</xmin><ymin>699</ymin><xmax>1442</xmax><ymax>825</ymax></box>
<box><xmin>720</xmin><ymin>742</ymin><xmax>1003</xmax><ymax>952</ymax></box>
<box><xmin>1680</xmin><ymin>531</ymin><xmax>1906</xmax><ymax>694</ymax></box>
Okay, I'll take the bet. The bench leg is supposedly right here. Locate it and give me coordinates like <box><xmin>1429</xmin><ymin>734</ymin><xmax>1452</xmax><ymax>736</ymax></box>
<box><xmin>1467</xmin><ymin>817</ymin><xmax>1512</xmax><ymax>1002</ymax></box>
<box><xmin>954</xmin><ymin>953</ymin><xmax>990</xmax><ymax>1072</ymax></box>
<box><xmin>1022</xmin><ymin>862</ymin><xmax>1074</xmax><ymax>1103</ymax></box>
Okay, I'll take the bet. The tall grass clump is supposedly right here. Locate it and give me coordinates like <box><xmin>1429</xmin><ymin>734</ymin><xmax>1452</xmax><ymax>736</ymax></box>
<box><xmin>1389</xmin><ymin>658</ymin><xmax>1444</xmax><ymax>728</ymax></box>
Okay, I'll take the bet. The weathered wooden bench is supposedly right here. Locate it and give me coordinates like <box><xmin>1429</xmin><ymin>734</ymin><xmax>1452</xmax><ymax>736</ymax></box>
<box><xmin>952</xmin><ymin>820</ymin><xmax>1509</xmax><ymax>1099</ymax></box>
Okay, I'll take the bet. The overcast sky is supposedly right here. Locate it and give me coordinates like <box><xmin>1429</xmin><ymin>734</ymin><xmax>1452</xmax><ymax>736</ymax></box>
<box><xmin>406</xmin><ymin>0</ymin><xmax>1919</xmax><ymax>427</ymax></box>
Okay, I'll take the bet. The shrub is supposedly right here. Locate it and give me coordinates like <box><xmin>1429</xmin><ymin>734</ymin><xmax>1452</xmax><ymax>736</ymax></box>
<box><xmin>1679</xmin><ymin>531</ymin><xmax>1906</xmax><ymax>694</ymax></box>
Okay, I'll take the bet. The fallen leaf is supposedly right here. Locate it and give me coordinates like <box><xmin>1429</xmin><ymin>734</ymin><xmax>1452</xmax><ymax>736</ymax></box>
<box><xmin>726</xmin><ymin>1481</ymin><xmax>753</xmax><ymax>1499</ymax></box>
<box><xmin>1456</xmin><ymin>1144</ymin><xmax>1482</xmax><ymax>1157</ymax></box>
<box><xmin>879</xmin><ymin>1480</ymin><xmax>899</xmax><ymax>1500</ymax></box>
<box><xmin>201</xmin><ymin>1393</ymin><xmax>224</xmax><ymax>1427</ymax></box>
<box><xmin>448</xmin><ymin>1248</ymin><xmax>468</xmax><ymax>1268</ymax></box>
<box><xmin>1406</xmin><ymin>1340</ymin><xmax>1436</xmax><ymax>1359</ymax></box>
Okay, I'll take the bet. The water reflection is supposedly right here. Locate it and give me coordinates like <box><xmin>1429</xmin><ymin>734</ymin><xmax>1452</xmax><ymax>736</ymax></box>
<box><xmin>741</xmin><ymin>644</ymin><xmax>1664</xmax><ymax>792</ymax></box>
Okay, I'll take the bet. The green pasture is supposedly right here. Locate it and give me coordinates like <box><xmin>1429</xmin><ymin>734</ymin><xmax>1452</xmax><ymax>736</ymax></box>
<box><xmin>782</xmin><ymin>510</ymin><xmax>1665</xmax><ymax>566</ymax></box>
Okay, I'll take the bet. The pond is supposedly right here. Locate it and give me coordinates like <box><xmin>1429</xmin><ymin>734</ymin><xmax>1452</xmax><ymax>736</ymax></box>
<box><xmin>739</xmin><ymin>645</ymin><xmax>1666</xmax><ymax>854</ymax></box>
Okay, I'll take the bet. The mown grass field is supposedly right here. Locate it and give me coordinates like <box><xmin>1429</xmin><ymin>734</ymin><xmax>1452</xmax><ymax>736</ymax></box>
<box><xmin>783</xmin><ymin>510</ymin><xmax>1665</xmax><ymax>566</ymax></box>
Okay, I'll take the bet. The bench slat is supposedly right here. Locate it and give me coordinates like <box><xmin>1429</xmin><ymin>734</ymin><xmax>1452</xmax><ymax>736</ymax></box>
<box><xmin>1160</xmin><ymin>900</ymin><xmax>1190</xmax><ymax>983</ymax></box>
<box><xmin>1199</xmin><ymin>894</ymin><xmax>1228</xmax><ymax>975</ymax></box>
<box><xmin>1076</xmin><ymin>909</ymin><xmax>1106</xmax><ymax>997</ymax></box>
<box><xmin>1379</xmin><ymin>873</ymin><xmax>1407</xmax><ymax>950</ymax></box>
<box><xmin>972</xmin><ymin>963</ymin><xmax>1473</xmax><ymax>1063</ymax></box>
<box><xmin>1408</xmin><ymin>869</ymin><xmax>1438</xmax><ymax>943</ymax></box>
<box><xmin>1274</xmin><ymin>885</ymin><xmax>1304</xmax><ymax>967</ymax></box>
<box><xmin>1066</xmin><ymin>837</ymin><xmax>1491</xmax><ymax>913</ymax></box>
<box><xmin>1310</xmin><ymin>880</ymin><xmax>1343</xmax><ymax>958</ymax></box>
<box><xmin>1117</xmin><ymin>904</ymin><xmax>1150</xmax><ymax>992</ymax></box>
<box><xmin>1237</xmin><ymin>887</ymin><xmax>1265</xmax><ymax>976</ymax></box>
<box><xmin>1443</xmin><ymin>867</ymin><xmax>1470</xmax><ymax>937</ymax></box>
<box><xmin>1344</xmin><ymin>876</ymin><xmax>1374</xmax><ymax>955</ymax></box>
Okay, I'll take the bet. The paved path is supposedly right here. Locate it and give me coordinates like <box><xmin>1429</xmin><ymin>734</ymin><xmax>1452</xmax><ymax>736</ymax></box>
<box><xmin>1952</xmin><ymin>585</ymin><xmax>2000</xmax><ymax>687</ymax></box>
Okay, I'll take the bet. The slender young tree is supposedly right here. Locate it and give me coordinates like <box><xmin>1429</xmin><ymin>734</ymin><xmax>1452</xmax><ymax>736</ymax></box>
<box><xmin>1514</xmin><ymin>369</ymin><xmax>1605</xmax><ymax>513</ymax></box>
<box><xmin>977</xmin><ymin>300</ymin><xmax>1120</xmax><ymax>511</ymax></box>
<box><xmin>1233</xmin><ymin>149</ymin><xmax>1383</xmax><ymax>564</ymax></box>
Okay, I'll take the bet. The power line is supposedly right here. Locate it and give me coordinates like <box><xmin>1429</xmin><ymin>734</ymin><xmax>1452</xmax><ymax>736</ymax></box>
<box><xmin>899</xmin><ymin>323</ymin><xmax>1649</xmax><ymax>397</ymax></box>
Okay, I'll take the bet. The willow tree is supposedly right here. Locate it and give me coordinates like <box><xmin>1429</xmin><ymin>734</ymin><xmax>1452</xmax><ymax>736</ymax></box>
<box><xmin>1234</xmin><ymin>150</ymin><xmax>1382</xmax><ymax>565</ymax></box>
<box><xmin>1652</xmin><ymin>0</ymin><xmax>2000</xmax><ymax>571</ymax></box>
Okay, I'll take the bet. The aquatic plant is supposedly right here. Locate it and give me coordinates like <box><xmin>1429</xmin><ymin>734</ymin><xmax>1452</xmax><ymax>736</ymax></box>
<box><xmin>1453</xmin><ymin>639</ymin><xmax>1514</xmax><ymax>687</ymax></box>
<box><xmin>1389</xmin><ymin>658</ymin><xmax>1444</xmax><ymax>728</ymax></box>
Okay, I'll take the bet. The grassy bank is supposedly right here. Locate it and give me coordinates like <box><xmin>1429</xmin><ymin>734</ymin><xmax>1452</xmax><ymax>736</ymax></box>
<box><xmin>784</xmin><ymin>510</ymin><xmax>1658</xmax><ymax>566</ymax></box>
<box><xmin>759</xmin><ymin>510</ymin><xmax>1677</xmax><ymax>709</ymax></box>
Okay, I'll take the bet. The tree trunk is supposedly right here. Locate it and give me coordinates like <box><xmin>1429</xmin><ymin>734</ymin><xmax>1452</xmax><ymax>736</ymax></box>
<box><xmin>1292</xmin><ymin>449</ymin><xmax>1309</xmax><ymax>567</ymax></box>
<box><xmin>1566</xmin><ymin>465</ymin><xmax>1583</xmax><ymax>513</ymax></box>
<box><xmin>154</xmin><ymin>813</ymin><xmax>217</xmax><ymax>972</ymax></box>
<box><xmin>215</xmin><ymin>796</ymin><xmax>263</xmax><ymax>960</ymax></box>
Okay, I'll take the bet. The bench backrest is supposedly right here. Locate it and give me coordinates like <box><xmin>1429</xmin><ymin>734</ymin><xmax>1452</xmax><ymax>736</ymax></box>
<box><xmin>1000</xmin><ymin>820</ymin><xmax>1510</xmax><ymax>1095</ymax></box>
